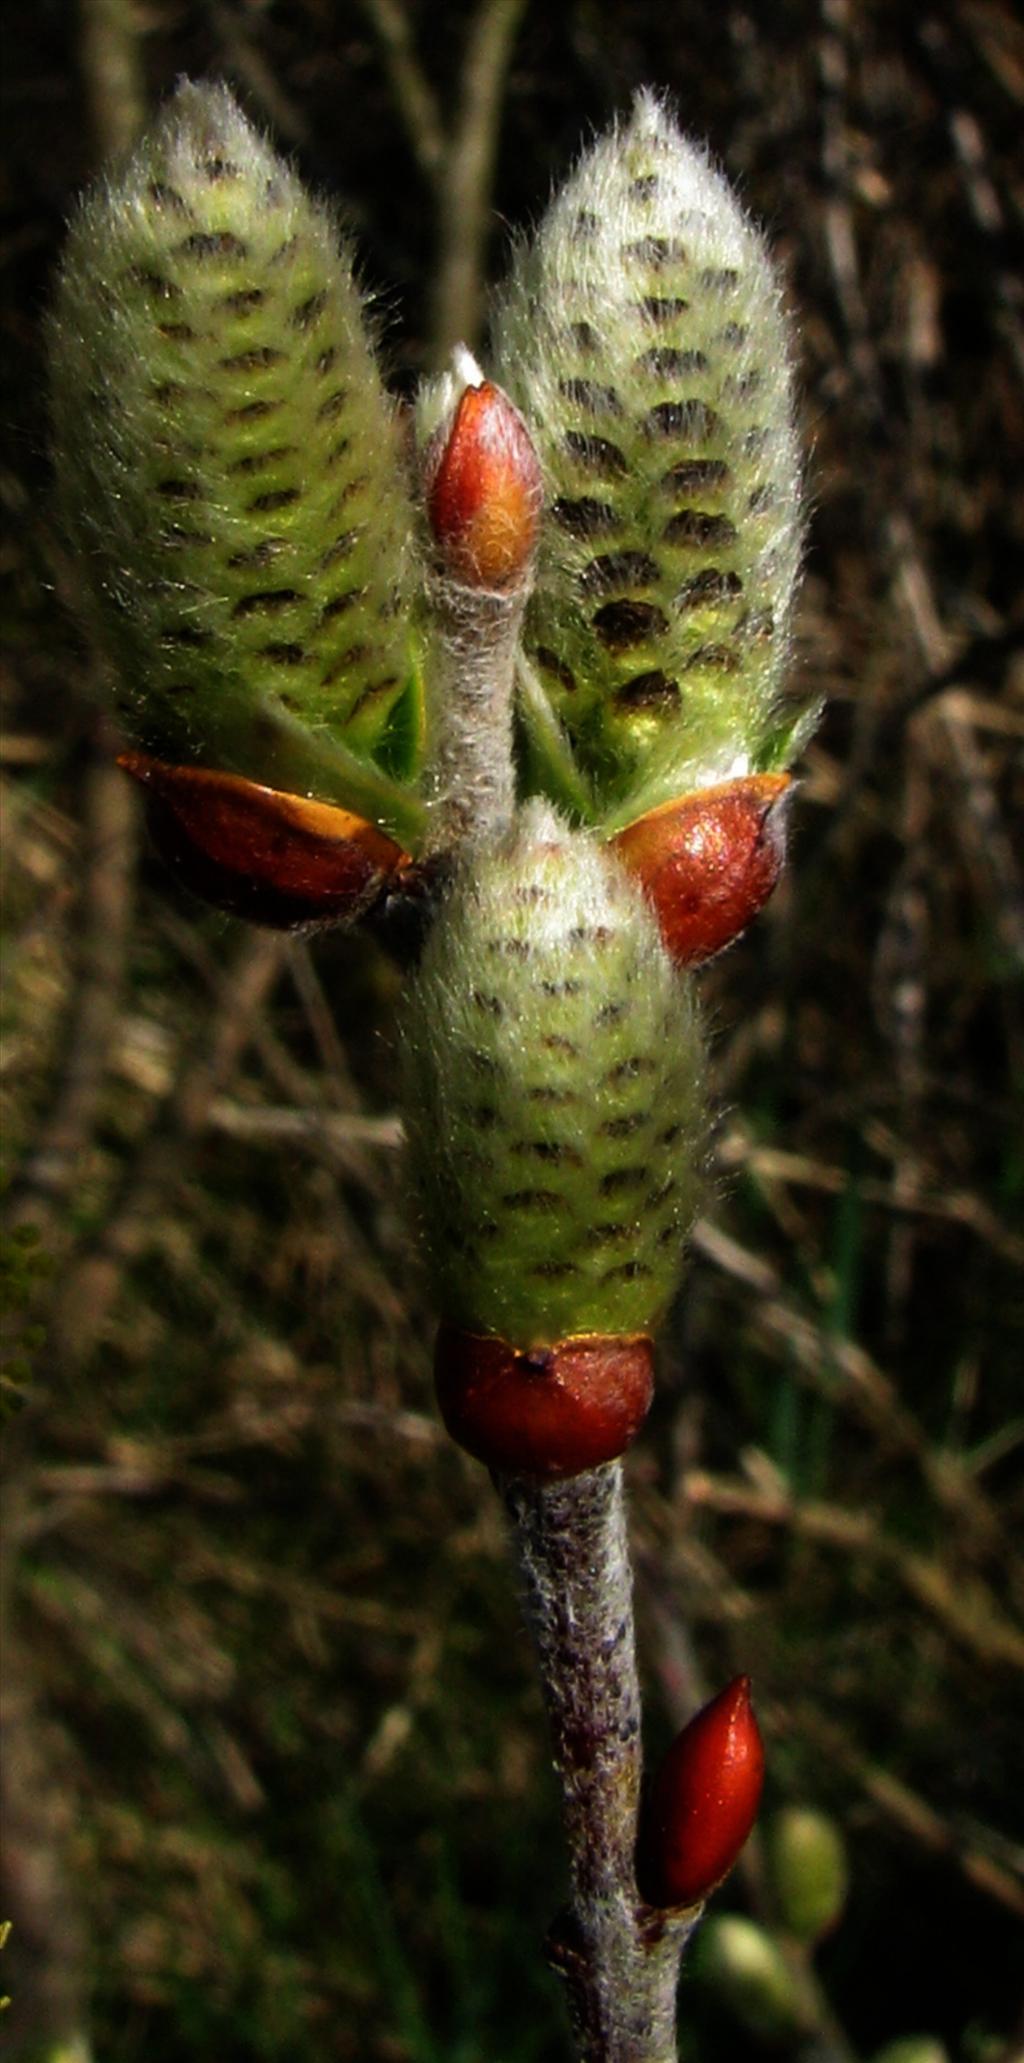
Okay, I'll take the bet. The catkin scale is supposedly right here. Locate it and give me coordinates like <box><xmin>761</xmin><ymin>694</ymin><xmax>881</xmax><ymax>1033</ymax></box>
<box><xmin>50</xmin><ymin>83</ymin><xmax>418</xmax><ymax>822</ymax></box>
<box><xmin>434</xmin><ymin>1325</ymin><xmax>654</xmax><ymax>1478</ymax></box>
<box><xmin>400</xmin><ymin>801</ymin><xmax>705</xmax><ymax>1351</ymax></box>
<box><xmin>493</xmin><ymin>93</ymin><xmax>806</xmax><ymax>823</ymax></box>
<box><xmin>119</xmin><ymin>751</ymin><xmax>409</xmax><ymax>928</ymax></box>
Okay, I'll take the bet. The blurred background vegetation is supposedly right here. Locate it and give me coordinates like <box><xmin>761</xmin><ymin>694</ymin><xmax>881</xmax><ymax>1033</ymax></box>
<box><xmin>1</xmin><ymin>1</ymin><xmax>1022</xmax><ymax>2058</ymax></box>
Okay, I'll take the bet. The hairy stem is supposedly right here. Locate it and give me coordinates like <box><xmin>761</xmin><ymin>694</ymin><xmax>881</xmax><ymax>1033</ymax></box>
<box><xmin>501</xmin><ymin>1464</ymin><xmax>696</xmax><ymax>2062</ymax></box>
<box><xmin>422</xmin><ymin>578</ymin><xmax>526</xmax><ymax>852</ymax></box>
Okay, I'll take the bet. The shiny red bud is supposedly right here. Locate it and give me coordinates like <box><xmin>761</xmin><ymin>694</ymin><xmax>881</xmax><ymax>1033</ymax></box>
<box><xmin>612</xmin><ymin>775</ymin><xmax>791</xmax><ymax>966</ymax></box>
<box><xmin>638</xmin><ymin>1675</ymin><xmax>765</xmax><ymax>1909</ymax></box>
<box><xmin>425</xmin><ymin>378</ymin><xmax>542</xmax><ymax>590</ymax></box>
<box><xmin>119</xmin><ymin>751</ymin><xmax>409</xmax><ymax>929</ymax></box>
<box><xmin>434</xmin><ymin>1323</ymin><xmax>654</xmax><ymax>1479</ymax></box>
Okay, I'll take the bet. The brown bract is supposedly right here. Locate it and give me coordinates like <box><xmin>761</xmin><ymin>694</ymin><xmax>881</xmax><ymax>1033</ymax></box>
<box><xmin>425</xmin><ymin>379</ymin><xmax>542</xmax><ymax>591</ymax></box>
<box><xmin>119</xmin><ymin>751</ymin><xmax>409</xmax><ymax>929</ymax></box>
<box><xmin>637</xmin><ymin>1675</ymin><xmax>766</xmax><ymax>1909</ymax></box>
<box><xmin>612</xmin><ymin>774</ymin><xmax>791</xmax><ymax>966</ymax></box>
<box><xmin>434</xmin><ymin>1323</ymin><xmax>655</xmax><ymax>1478</ymax></box>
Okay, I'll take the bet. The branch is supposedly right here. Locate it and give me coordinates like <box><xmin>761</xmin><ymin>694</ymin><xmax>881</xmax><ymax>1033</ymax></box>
<box><xmin>6</xmin><ymin>730</ymin><xmax>136</xmax><ymax>1237</ymax></box>
<box><xmin>360</xmin><ymin>0</ymin><xmax>525</xmax><ymax>359</ymax></box>
<box><xmin>356</xmin><ymin>0</ymin><xmax>446</xmax><ymax>178</ymax></box>
<box><xmin>502</xmin><ymin>1465</ymin><xmax>696</xmax><ymax>2062</ymax></box>
<box><xmin>430</xmin><ymin>0</ymin><xmax>528</xmax><ymax>362</ymax></box>
<box><xmin>79</xmin><ymin>0</ymin><xmax>147</xmax><ymax>162</ymax></box>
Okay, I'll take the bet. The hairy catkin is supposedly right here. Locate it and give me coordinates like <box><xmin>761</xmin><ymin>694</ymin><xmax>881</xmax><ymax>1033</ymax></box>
<box><xmin>400</xmin><ymin>800</ymin><xmax>705</xmax><ymax>1344</ymax></box>
<box><xmin>50</xmin><ymin>82</ymin><xmax>418</xmax><ymax>805</ymax></box>
<box><xmin>492</xmin><ymin>92</ymin><xmax>805</xmax><ymax>823</ymax></box>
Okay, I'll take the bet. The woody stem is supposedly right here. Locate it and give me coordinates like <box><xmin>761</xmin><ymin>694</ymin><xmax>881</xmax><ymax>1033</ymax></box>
<box><xmin>500</xmin><ymin>1463</ymin><xmax>696</xmax><ymax>2062</ymax></box>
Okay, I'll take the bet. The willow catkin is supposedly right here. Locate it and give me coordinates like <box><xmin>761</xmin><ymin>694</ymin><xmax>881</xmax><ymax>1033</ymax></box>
<box><xmin>50</xmin><ymin>82</ymin><xmax>419</xmax><ymax>814</ymax></box>
<box><xmin>400</xmin><ymin>799</ymin><xmax>705</xmax><ymax>1347</ymax></box>
<box><xmin>492</xmin><ymin>91</ymin><xmax>805</xmax><ymax>825</ymax></box>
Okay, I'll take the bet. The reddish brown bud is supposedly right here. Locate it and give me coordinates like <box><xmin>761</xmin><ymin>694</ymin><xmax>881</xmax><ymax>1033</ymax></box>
<box><xmin>612</xmin><ymin>775</ymin><xmax>791</xmax><ymax>967</ymax></box>
<box><xmin>434</xmin><ymin>1323</ymin><xmax>654</xmax><ymax>1478</ymax></box>
<box><xmin>637</xmin><ymin>1675</ymin><xmax>766</xmax><ymax>1910</ymax></box>
<box><xmin>119</xmin><ymin>751</ymin><xmax>409</xmax><ymax>929</ymax></box>
<box><xmin>425</xmin><ymin>375</ymin><xmax>542</xmax><ymax>590</ymax></box>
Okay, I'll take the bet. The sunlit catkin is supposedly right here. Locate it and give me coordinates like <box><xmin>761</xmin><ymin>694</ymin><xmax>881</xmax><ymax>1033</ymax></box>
<box><xmin>50</xmin><ymin>82</ymin><xmax>418</xmax><ymax>818</ymax></box>
<box><xmin>400</xmin><ymin>801</ymin><xmax>705</xmax><ymax>1348</ymax></box>
<box><xmin>492</xmin><ymin>92</ymin><xmax>804</xmax><ymax>825</ymax></box>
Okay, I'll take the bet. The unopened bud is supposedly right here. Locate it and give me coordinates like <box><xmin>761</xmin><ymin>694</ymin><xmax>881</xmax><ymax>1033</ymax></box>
<box><xmin>612</xmin><ymin>773</ymin><xmax>790</xmax><ymax>965</ymax></box>
<box><xmin>120</xmin><ymin>751</ymin><xmax>408</xmax><ymax>928</ymax></box>
<box><xmin>424</xmin><ymin>356</ymin><xmax>542</xmax><ymax>591</ymax></box>
<box><xmin>638</xmin><ymin>1675</ymin><xmax>765</xmax><ymax>1908</ymax></box>
<box><xmin>434</xmin><ymin>1322</ymin><xmax>654</xmax><ymax>1478</ymax></box>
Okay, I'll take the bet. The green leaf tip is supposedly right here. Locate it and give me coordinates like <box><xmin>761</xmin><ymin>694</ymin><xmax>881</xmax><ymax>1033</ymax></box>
<box><xmin>492</xmin><ymin>91</ymin><xmax>805</xmax><ymax>824</ymax></box>
<box><xmin>50</xmin><ymin>79</ymin><xmax>420</xmax><ymax>836</ymax></box>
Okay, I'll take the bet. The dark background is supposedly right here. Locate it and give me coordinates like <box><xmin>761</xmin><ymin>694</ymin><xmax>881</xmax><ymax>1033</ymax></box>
<box><xmin>2</xmin><ymin>2</ymin><xmax>1022</xmax><ymax>2058</ymax></box>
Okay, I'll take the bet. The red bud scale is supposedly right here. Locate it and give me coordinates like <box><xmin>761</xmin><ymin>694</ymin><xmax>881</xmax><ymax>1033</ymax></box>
<box><xmin>434</xmin><ymin>1323</ymin><xmax>655</xmax><ymax>1479</ymax></box>
<box><xmin>612</xmin><ymin>775</ymin><xmax>790</xmax><ymax>967</ymax></box>
<box><xmin>424</xmin><ymin>364</ymin><xmax>542</xmax><ymax>592</ymax></box>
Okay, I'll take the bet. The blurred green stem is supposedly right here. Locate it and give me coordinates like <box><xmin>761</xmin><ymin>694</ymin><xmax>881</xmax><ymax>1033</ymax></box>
<box><xmin>79</xmin><ymin>0</ymin><xmax>146</xmax><ymax>161</ymax></box>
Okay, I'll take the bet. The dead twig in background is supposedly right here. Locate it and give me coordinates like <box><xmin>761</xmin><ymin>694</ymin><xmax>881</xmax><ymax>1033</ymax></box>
<box><xmin>6</xmin><ymin>731</ymin><xmax>136</xmax><ymax>1240</ymax></box>
<box><xmin>48</xmin><ymin>929</ymin><xmax>288</xmax><ymax>1374</ymax></box>
<box><xmin>358</xmin><ymin>0</ymin><xmax>527</xmax><ymax>359</ymax></box>
<box><xmin>79</xmin><ymin>0</ymin><xmax>147</xmax><ymax>163</ymax></box>
<box><xmin>682</xmin><ymin>1469</ymin><xmax>1024</xmax><ymax>1675</ymax></box>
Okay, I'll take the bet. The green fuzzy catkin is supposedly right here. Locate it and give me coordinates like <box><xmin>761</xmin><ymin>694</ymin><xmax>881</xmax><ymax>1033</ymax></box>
<box><xmin>50</xmin><ymin>82</ymin><xmax>422</xmax><ymax>834</ymax></box>
<box><xmin>492</xmin><ymin>92</ymin><xmax>805</xmax><ymax>828</ymax></box>
<box><xmin>400</xmin><ymin>800</ymin><xmax>705</xmax><ymax>1344</ymax></box>
<box><xmin>696</xmin><ymin>1917</ymin><xmax>810</xmax><ymax>2042</ymax></box>
<box><xmin>767</xmin><ymin>1808</ymin><xmax>849</xmax><ymax>1943</ymax></box>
